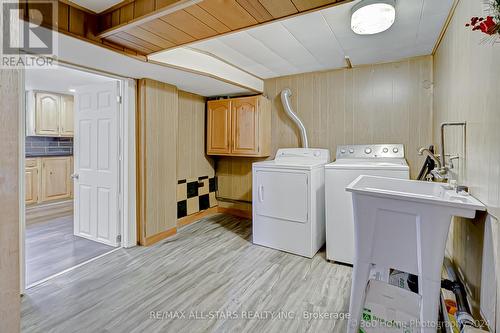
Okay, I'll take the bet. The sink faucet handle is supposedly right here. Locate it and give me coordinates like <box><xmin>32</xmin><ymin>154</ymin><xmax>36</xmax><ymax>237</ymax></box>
<box><xmin>431</xmin><ymin>167</ymin><xmax>451</xmax><ymax>181</ymax></box>
<box><xmin>448</xmin><ymin>155</ymin><xmax>460</xmax><ymax>169</ymax></box>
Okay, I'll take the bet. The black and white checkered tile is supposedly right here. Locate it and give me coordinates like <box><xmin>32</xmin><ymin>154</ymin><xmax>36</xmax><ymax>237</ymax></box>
<box><xmin>177</xmin><ymin>176</ymin><xmax>217</xmax><ymax>219</ymax></box>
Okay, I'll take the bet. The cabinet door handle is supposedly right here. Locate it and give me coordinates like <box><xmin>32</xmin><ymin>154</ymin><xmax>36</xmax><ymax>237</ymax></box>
<box><xmin>258</xmin><ymin>185</ymin><xmax>264</xmax><ymax>202</ymax></box>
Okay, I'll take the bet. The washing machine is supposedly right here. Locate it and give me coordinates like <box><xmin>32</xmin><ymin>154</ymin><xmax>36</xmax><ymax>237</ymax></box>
<box><xmin>252</xmin><ymin>148</ymin><xmax>331</xmax><ymax>258</ymax></box>
<box><xmin>325</xmin><ymin>144</ymin><xmax>409</xmax><ymax>264</ymax></box>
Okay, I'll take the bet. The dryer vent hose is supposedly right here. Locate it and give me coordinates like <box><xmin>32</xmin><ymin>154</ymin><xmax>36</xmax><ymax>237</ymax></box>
<box><xmin>280</xmin><ymin>89</ymin><xmax>309</xmax><ymax>148</ymax></box>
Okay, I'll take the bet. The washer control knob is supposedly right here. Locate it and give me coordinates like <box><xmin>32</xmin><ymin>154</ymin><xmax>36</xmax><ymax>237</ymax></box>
<box><xmin>393</xmin><ymin>147</ymin><xmax>399</xmax><ymax>153</ymax></box>
<box><xmin>383</xmin><ymin>148</ymin><xmax>389</xmax><ymax>153</ymax></box>
<box><xmin>340</xmin><ymin>149</ymin><xmax>346</xmax><ymax>154</ymax></box>
<box><xmin>349</xmin><ymin>148</ymin><xmax>355</xmax><ymax>154</ymax></box>
<box><xmin>364</xmin><ymin>148</ymin><xmax>372</xmax><ymax>154</ymax></box>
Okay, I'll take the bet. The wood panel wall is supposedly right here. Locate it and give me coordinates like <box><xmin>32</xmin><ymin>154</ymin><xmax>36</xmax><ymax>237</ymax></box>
<box><xmin>217</xmin><ymin>56</ymin><xmax>433</xmax><ymax>211</ymax></box>
<box><xmin>433</xmin><ymin>0</ymin><xmax>500</xmax><ymax>317</ymax></box>
<box><xmin>20</xmin><ymin>1</ymin><xmax>147</xmax><ymax>58</ymax></box>
<box><xmin>137</xmin><ymin>79</ymin><xmax>178</xmax><ymax>245</ymax></box>
<box><xmin>56</xmin><ymin>1</ymin><xmax>147</xmax><ymax>58</ymax></box>
<box><xmin>0</xmin><ymin>70</ymin><xmax>21</xmax><ymax>333</ymax></box>
<box><xmin>177</xmin><ymin>91</ymin><xmax>214</xmax><ymax>181</ymax></box>
<box><xmin>137</xmin><ymin>83</ymin><xmax>213</xmax><ymax>244</ymax></box>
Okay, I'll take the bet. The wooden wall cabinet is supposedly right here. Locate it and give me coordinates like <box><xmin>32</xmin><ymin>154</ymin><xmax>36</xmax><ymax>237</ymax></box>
<box><xmin>207</xmin><ymin>99</ymin><xmax>231</xmax><ymax>154</ymax></box>
<box><xmin>25</xmin><ymin>156</ymin><xmax>73</xmax><ymax>205</ymax></box>
<box><xmin>59</xmin><ymin>95</ymin><xmax>74</xmax><ymax>136</ymax></box>
<box><xmin>31</xmin><ymin>92</ymin><xmax>74</xmax><ymax>137</ymax></box>
<box><xmin>35</xmin><ymin>93</ymin><xmax>60</xmax><ymax>136</ymax></box>
<box><xmin>207</xmin><ymin>95</ymin><xmax>271</xmax><ymax>157</ymax></box>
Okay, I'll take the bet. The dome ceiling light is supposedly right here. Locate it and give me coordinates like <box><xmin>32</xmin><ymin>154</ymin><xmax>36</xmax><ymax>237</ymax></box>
<box><xmin>351</xmin><ymin>0</ymin><xmax>396</xmax><ymax>35</ymax></box>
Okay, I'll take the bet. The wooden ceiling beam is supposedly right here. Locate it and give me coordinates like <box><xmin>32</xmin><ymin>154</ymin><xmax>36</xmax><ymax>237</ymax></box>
<box><xmin>97</xmin><ymin>0</ymin><xmax>203</xmax><ymax>38</ymax></box>
<box><xmin>98</xmin><ymin>0</ymin><xmax>352</xmax><ymax>56</ymax></box>
<box><xmin>100</xmin><ymin>0</ymin><xmax>135</xmax><ymax>15</ymax></box>
<box><xmin>59</xmin><ymin>0</ymin><xmax>98</xmax><ymax>14</ymax></box>
<box><xmin>51</xmin><ymin>0</ymin><xmax>353</xmax><ymax>61</ymax></box>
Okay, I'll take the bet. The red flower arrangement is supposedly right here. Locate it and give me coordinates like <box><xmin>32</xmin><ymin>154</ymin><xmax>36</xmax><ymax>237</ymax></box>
<box><xmin>466</xmin><ymin>16</ymin><xmax>499</xmax><ymax>35</ymax></box>
<box><xmin>465</xmin><ymin>0</ymin><xmax>500</xmax><ymax>43</ymax></box>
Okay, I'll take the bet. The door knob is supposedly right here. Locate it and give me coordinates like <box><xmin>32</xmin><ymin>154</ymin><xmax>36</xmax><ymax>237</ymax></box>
<box><xmin>71</xmin><ymin>173</ymin><xmax>79</xmax><ymax>180</ymax></box>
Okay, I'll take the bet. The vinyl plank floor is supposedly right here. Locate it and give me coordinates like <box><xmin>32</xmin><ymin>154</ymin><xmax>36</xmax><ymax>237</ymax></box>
<box><xmin>22</xmin><ymin>214</ymin><xmax>352</xmax><ymax>333</ymax></box>
<box><xmin>26</xmin><ymin>215</ymin><xmax>116</xmax><ymax>285</ymax></box>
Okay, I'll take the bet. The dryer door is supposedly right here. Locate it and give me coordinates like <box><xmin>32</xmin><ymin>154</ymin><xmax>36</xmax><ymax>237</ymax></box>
<box><xmin>254</xmin><ymin>169</ymin><xmax>309</xmax><ymax>223</ymax></box>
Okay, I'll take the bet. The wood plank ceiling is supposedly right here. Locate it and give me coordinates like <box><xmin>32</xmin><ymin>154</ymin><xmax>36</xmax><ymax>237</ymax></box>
<box><xmin>97</xmin><ymin>0</ymin><xmax>348</xmax><ymax>55</ymax></box>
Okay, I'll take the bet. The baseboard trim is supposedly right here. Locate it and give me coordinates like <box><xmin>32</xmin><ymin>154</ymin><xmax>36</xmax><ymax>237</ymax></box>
<box><xmin>26</xmin><ymin>199</ymin><xmax>73</xmax><ymax>225</ymax></box>
<box><xmin>142</xmin><ymin>206</ymin><xmax>251</xmax><ymax>246</ymax></box>
<box><xmin>177</xmin><ymin>207</ymin><xmax>218</xmax><ymax>228</ymax></box>
<box><xmin>142</xmin><ymin>226</ymin><xmax>177</xmax><ymax>246</ymax></box>
<box><xmin>217</xmin><ymin>207</ymin><xmax>252</xmax><ymax>219</ymax></box>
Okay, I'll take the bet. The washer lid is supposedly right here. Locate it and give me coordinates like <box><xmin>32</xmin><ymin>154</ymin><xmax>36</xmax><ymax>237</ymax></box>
<box><xmin>325</xmin><ymin>158</ymin><xmax>409</xmax><ymax>171</ymax></box>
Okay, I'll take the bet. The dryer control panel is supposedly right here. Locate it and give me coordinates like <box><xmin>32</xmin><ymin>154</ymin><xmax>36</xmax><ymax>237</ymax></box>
<box><xmin>336</xmin><ymin>144</ymin><xmax>405</xmax><ymax>159</ymax></box>
<box><xmin>275</xmin><ymin>148</ymin><xmax>331</xmax><ymax>163</ymax></box>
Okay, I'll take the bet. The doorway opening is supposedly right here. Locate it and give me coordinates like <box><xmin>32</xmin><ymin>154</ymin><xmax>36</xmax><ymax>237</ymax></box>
<box><xmin>22</xmin><ymin>63</ymin><xmax>134</xmax><ymax>289</ymax></box>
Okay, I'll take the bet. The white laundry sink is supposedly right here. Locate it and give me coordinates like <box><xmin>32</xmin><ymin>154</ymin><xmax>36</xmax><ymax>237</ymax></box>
<box><xmin>347</xmin><ymin>175</ymin><xmax>485</xmax><ymax>216</ymax></box>
<box><xmin>345</xmin><ymin>175</ymin><xmax>486</xmax><ymax>333</ymax></box>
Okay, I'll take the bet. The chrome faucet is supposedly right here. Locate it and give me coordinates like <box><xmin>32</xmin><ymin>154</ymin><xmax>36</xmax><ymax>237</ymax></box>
<box><xmin>418</xmin><ymin>122</ymin><xmax>467</xmax><ymax>182</ymax></box>
<box><xmin>418</xmin><ymin>147</ymin><xmax>448</xmax><ymax>178</ymax></box>
<box><xmin>440</xmin><ymin>122</ymin><xmax>466</xmax><ymax>171</ymax></box>
<box><xmin>418</xmin><ymin>147</ymin><xmax>442</xmax><ymax>169</ymax></box>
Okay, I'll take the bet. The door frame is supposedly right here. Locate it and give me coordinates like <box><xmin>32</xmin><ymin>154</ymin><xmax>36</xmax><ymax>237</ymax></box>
<box><xmin>19</xmin><ymin>61</ymin><xmax>137</xmax><ymax>293</ymax></box>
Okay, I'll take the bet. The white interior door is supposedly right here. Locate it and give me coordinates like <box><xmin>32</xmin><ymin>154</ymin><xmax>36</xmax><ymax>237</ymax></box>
<box><xmin>73</xmin><ymin>81</ymin><xmax>120</xmax><ymax>247</ymax></box>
